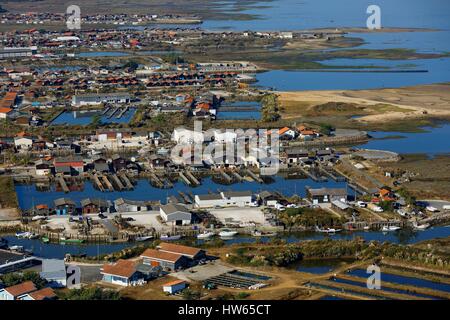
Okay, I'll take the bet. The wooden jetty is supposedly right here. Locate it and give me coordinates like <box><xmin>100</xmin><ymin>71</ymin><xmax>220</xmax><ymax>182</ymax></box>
<box><xmin>102</xmin><ymin>107</ymin><xmax>110</xmax><ymax>115</ymax></box>
<box><xmin>119</xmin><ymin>172</ymin><xmax>134</xmax><ymax>190</ymax></box>
<box><xmin>185</xmin><ymin>171</ymin><xmax>200</xmax><ymax>186</ymax></box>
<box><xmin>231</xmin><ymin>170</ymin><xmax>244</xmax><ymax>182</ymax></box>
<box><xmin>91</xmin><ymin>173</ymin><xmax>105</xmax><ymax>192</ymax></box>
<box><xmin>56</xmin><ymin>175</ymin><xmax>70</xmax><ymax>193</ymax></box>
<box><xmin>100</xmin><ymin>174</ymin><xmax>114</xmax><ymax>192</ymax></box>
<box><xmin>149</xmin><ymin>171</ymin><xmax>164</xmax><ymax>188</ymax></box>
<box><xmin>218</xmin><ymin>169</ymin><xmax>233</xmax><ymax>184</ymax></box>
<box><xmin>110</xmin><ymin>174</ymin><xmax>125</xmax><ymax>191</ymax></box>
<box><xmin>244</xmin><ymin>169</ymin><xmax>263</xmax><ymax>183</ymax></box>
<box><xmin>108</xmin><ymin>107</ymin><xmax>120</xmax><ymax>119</ymax></box>
<box><xmin>179</xmin><ymin>171</ymin><xmax>192</xmax><ymax>186</ymax></box>
<box><xmin>116</xmin><ymin>106</ymin><xmax>128</xmax><ymax>119</ymax></box>
<box><xmin>299</xmin><ymin>166</ymin><xmax>327</xmax><ymax>182</ymax></box>
<box><xmin>178</xmin><ymin>191</ymin><xmax>192</xmax><ymax>204</ymax></box>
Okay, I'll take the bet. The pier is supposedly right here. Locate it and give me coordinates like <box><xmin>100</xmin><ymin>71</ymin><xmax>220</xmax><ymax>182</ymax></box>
<box><xmin>91</xmin><ymin>173</ymin><xmax>105</xmax><ymax>192</ymax></box>
<box><xmin>244</xmin><ymin>169</ymin><xmax>263</xmax><ymax>183</ymax></box>
<box><xmin>56</xmin><ymin>175</ymin><xmax>70</xmax><ymax>193</ymax></box>
<box><xmin>100</xmin><ymin>174</ymin><xmax>114</xmax><ymax>192</ymax></box>
<box><xmin>116</xmin><ymin>106</ymin><xmax>129</xmax><ymax>119</ymax></box>
<box><xmin>185</xmin><ymin>170</ymin><xmax>200</xmax><ymax>186</ymax></box>
<box><xmin>148</xmin><ymin>171</ymin><xmax>165</xmax><ymax>188</ymax></box>
<box><xmin>118</xmin><ymin>172</ymin><xmax>134</xmax><ymax>190</ymax></box>
<box><xmin>231</xmin><ymin>170</ymin><xmax>244</xmax><ymax>182</ymax></box>
<box><xmin>179</xmin><ymin>171</ymin><xmax>192</xmax><ymax>186</ymax></box>
<box><xmin>218</xmin><ymin>169</ymin><xmax>233</xmax><ymax>184</ymax></box>
<box><xmin>110</xmin><ymin>174</ymin><xmax>125</xmax><ymax>191</ymax></box>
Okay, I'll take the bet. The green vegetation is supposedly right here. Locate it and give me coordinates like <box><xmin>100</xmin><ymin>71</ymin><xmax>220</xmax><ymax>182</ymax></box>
<box><xmin>181</xmin><ymin>288</ymin><xmax>201</xmax><ymax>300</ymax></box>
<box><xmin>0</xmin><ymin>271</ymin><xmax>47</xmax><ymax>289</ymax></box>
<box><xmin>226</xmin><ymin>238</ymin><xmax>450</xmax><ymax>269</ymax></box>
<box><xmin>278</xmin><ymin>208</ymin><xmax>344</xmax><ymax>231</ymax></box>
<box><xmin>0</xmin><ymin>176</ymin><xmax>19</xmax><ymax>208</ymax></box>
<box><xmin>58</xmin><ymin>287</ymin><xmax>121</xmax><ymax>300</ymax></box>
<box><xmin>260</xmin><ymin>94</ymin><xmax>280</xmax><ymax>122</ymax></box>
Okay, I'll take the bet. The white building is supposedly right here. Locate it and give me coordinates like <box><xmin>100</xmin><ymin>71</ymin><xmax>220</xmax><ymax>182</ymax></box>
<box><xmin>14</xmin><ymin>137</ymin><xmax>33</xmax><ymax>149</ymax></box>
<box><xmin>194</xmin><ymin>191</ymin><xmax>253</xmax><ymax>208</ymax></box>
<box><xmin>172</xmin><ymin>127</ymin><xmax>204</xmax><ymax>144</ymax></box>
<box><xmin>160</xmin><ymin>204</ymin><xmax>192</xmax><ymax>225</ymax></box>
<box><xmin>163</xmin><ymin>280</ymin><xmax>187</xmax><ymax>294</ymax></box>
<box><xmin>0</xmin><ymin>107</ymin><xmax>13</xmax><ymax>119</ymax></box>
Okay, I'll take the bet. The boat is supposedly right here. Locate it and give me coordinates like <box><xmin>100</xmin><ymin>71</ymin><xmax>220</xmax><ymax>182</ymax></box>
<box><xmin>160</xmin><ymin>234</ymin><xmax>182</xmax><ymax>241</ymax></box>
<box><xmin>28</xmin><ymin>233</ymin><xmax>39</xmax><ymax>239</ymax></box>
<box><xmin>363</xmin><ymin>226</ymin><xmax>370</xmax><ymax>231</ymax></box>
<box><xmin>413</xmin><ymin>222</ymin><xmax>430</xmax><ymax>230</ymax></box>
<box><xmin>41</xmin><ymin>236</ymin><xmax>50</xmax><ymax>243</ymax></box>
<box><xmin>15</xmin><ymin>231</ymin><xmax>31</xmax><ymax>238</ymax></box>
<box><xmin>197</xmin><ymin>231</ymin><xmax>215</xmax><ymax>239</ymax></box>
<box><xmin>9</xmin><ymin>245</ymin><xmax>24</xmax><ymax>252</ymax></box>
<box><xmin>382</xmin><ymin>225</ymin><xmax>401</xmax><ymax>232</ymax></box>
<box><xmin>219</xmin><ymin>229</ymin><xmax>238</xmax><ymax>237</ymax></box>
<box><xmin>135</xmin><ymin>235</ymin><xmax>154</xmax><ymax>242</ymax></box>
<box><xmin>315</xmin><ymin>226</ymin><xmax>342</xmax><ymax>233</ymax></box>
<box><xmin>251</xmin><ymin>230</ymin><xmax>277</xmax><ymax>237</ymax></box>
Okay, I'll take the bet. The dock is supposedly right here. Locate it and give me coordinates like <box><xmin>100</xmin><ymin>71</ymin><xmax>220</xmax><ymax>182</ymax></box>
<box><xmin>218</xmin><ymin>169</ymin><xmax>233</xmax><ymax>184</ymax></box>
<box><xmin>102</xmin><ymin>107</ymin><xmax>110</xmax><ymax>115</ymax></box>
<box><xmin>107</xmin><ymin>107</ymin><xmax>120</xmax><ymax>119</ymax></box>
<box><xmin>116</xmin><ymin>106</ymin><xmax>129</xmax><ymax>119</ymax></box>
<box><xmin>110</xmin><ymin>174</ymin><xmax>125</xmax><ymax>191</ymax></box>
<box><xmin>56</xmin><ymin>175</ymin><xmax>70</xmax><ymax>193</ymax></box>
<box><xmin>244</xmin><ymin>169</ymin><xmax>263</xmax><ymax>183</ymax></box>
<box><xmin>319</xmin><ymin>165</ymin><xmax>346</xmax><ymax>182</ymax></box>
<box><xmin>299</xmin><ymin>166</ymin><xmax>327</xmax><ymax>182</ymax></box>
<box><xmin>178</xmin><ymin>191</ymin><xmax>192</xmax><ymax>204</ymax></box>
<box><xmin>91</xmin><ymin>174</ymin><xmax>105</xmax><ymax>192</ymax></box>
<box><xmin>185</xmin><ymin>170</ymin><xmax>200</xmax><ymax>186</ymax></box>
<box><xmin>119</xmin><ymin>172</ymin><xmax>134</xmax><ymax>190</ymax></box>
<box><xmin>179</xmin><ymin>171</ymin><xmax>192</xmax><ymax>186</ymax></box>
<box><xmin>149</xmin><ymin>171</ymin><xmax>165</xmax><ymax>188</ymax></box>
<box><xmin>100</xmin><ymin>174</ymin><xmax>114</xmax><ymax>192</ymax></box>
<box><xmin>231</xmin><ymin>170</ymin><xmax>244</xmax><ymax>182</ymax></box>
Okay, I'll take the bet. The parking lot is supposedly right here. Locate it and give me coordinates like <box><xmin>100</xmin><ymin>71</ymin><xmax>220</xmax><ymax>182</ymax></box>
<box><xmin>209</xmin><ymin>207</ymin><xmax>267</xmax><ymax>225</ymax></box>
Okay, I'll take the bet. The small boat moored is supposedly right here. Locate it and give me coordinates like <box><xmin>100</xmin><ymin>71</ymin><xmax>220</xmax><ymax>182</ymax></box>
<box><xmin>219</xmin><ymin>229</ymin><xmax>238</xmax><ymax>237</ymax></box>
<box><xmin>160</xmin><ymin>234</ymin><xmax>182</xmax><ymax>241</ymax></box>
<box><xmin>197</xmin><ymin>231</ymin><xmax>215</xmax><ymax>239</ymax></box>
<box><xmin>382</xmin><ymin>225</ymin><xmax>401</xmax><ymax>232</ymax></box>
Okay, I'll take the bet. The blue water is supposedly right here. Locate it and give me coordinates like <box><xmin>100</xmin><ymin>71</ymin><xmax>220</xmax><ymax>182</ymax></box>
<box><xmin>331</xmin><ymin>276</ymin><xmax>440</xmax><ymax>299</ymax></box>
<box><xmin>348</xmin><ymin>269</ymin><xmax>450</xmax><ymax>293</ymax></box>
<box><xmin>359</xmin><ymin>124</ymin><xmax>450</xmax><ymax>155</ymax></box>
<box><xmin>51</xmin><ymin>108</ymin><xmax>136</xmax><ymax>126</ymax></box>
<box><xmin>2</xmin><ymin>236</ymin><xmax>133</xmax><ymax>259</ymax></box>
<box><xmin>78</xmin><ymin>51</ymin><xmax>130</xmax><ymax>57</ymax></box>
<box><xmin>203</xmin><ymin>0</ymin><xmax>450</xmax><ymax>31</ymax></box>
<box><xmin>255</xmin><ymin>57</ymin><xmax>449</xmax><ymax>90</ymax></box>
<box><xmin>16</xmin><ymin>176</ymin><xmax>346</xmax><ymax>210</ymax></box>
<box><xmin>217</xmin><ymin>101</ymin><xmax>261</xmax><ymax>120</ymax></box>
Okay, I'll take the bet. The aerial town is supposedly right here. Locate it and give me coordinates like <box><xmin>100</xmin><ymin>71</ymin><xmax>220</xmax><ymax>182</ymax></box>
<box><xmin>0</xmin><ymin>0</ymin><xmax>449</xmax><ymax>305</ymax></box>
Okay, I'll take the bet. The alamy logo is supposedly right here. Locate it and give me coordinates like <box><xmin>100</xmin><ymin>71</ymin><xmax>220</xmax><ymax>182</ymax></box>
<box><xmin>66</xmin><ymin>265</ymin><xmax>81</xmax><ymax>288</ymax></box>
<box><xmin>366</xmin><ymin>5</ymin><xmax>381</xmax><ymax>30</ymax></box>
<box><xmin>66</xmin><ymin>5</ymin><xmax>81</xmax><ymax>30</ymax></box>
<box><xmin>366</xmin><ymin>264</ymin><xmax>381</xmax><ymax>290</ymax></box>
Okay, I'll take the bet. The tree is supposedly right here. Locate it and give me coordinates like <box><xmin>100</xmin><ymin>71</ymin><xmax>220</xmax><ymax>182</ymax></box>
<box><xmin>260</xmin><ymin>94</ymin><xmax>280</xmax><ymax>122</ymax></box>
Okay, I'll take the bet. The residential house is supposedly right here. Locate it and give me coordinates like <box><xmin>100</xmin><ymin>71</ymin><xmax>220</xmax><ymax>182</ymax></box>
<box><xmin>35</xmin><ymin>159</ymin><xmax>53</xmax><ymax>176</ymax></box>
<box><xmin>111</xmin><ymin>154</ymin><xmax>127</xmax><ymax>172</ymax></box>
<box><xmin>258</xmin><ymin>191</ymin><xmax>280</xmax><ymax>207</ymax></box>
<box><xmin>54</xmin><ymin>198</ymin><xmax>77</xmax><ymax>215</ymax></box>
<box><xmin>114</xmin><ymin>198</ymin><xmax>154</xmax><ymax>212</ymax></box>
<box><xmin>278</xmin><ymin>127</ymin><xmax>297</xmax><ymax>140</ymax></box>
<box><xmin>101</xmin><ymin>259</ymin><xmax>144</xmax><ymax>286</ymax></box>
<box><xmin>81</xmin><ymin>198</ymin><xmax>110</xmax><ymax>214</ymax></box>
<box><xmin>285</xmin><ymin>148</ymin><xmax>309</xmax><ymax>164</ymax></box>
<box><xmin>0</xmin><ymin>107</ymin><xmax>13</xmax><ymax>119</ymax></box>
<box><xmin>14</xmin><ymin>136</ymin><xmax>33</xmax><ymax>149</ymax></box>
<box><xmin>140</xmin><ymin>249</ymin><xmax>188</xmax><ymax>270</ymax></box>
<box><xmin>306</xmin><ymin>187</ymin><xmax>347</xmax><ymax>204</ymax></box>
<box><xmin>157</xmin><ymin>242</ymin><xmax>206</xmax><ymax>261</ymax></box>
<box><xmin>163</xmin><ymin>280</ymin><xmax>187</xmax><ymax>294</ymax></box>
<box><xmin>0</xmin><ymin>281</ymin><xmax>37</xmax><ymax>300</ymax></box>
<box><xmin>54</xmin><ymin>156</ymin><xmax>84</xmax><ymax>175</ymax></box>
<box><xmin>159</xmin><ymin>204</ymin><xmax>192</xmax><ymax>226</ymax></box>
<box><xmin>18</xmin><ymin>287</ymin><xmax>56</xmax><ymax>300</ymax></box>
